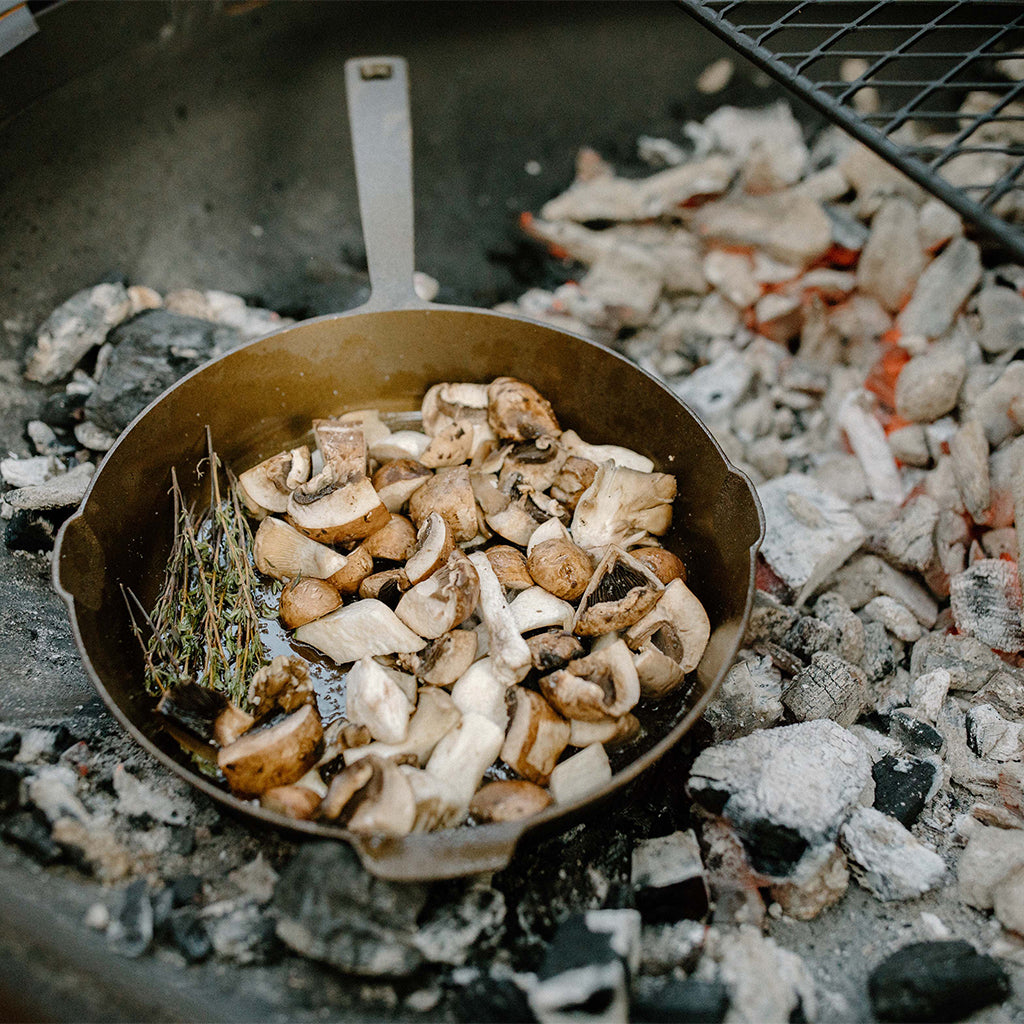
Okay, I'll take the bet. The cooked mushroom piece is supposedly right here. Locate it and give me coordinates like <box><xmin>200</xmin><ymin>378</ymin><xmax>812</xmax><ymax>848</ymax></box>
<box><xmin>573</xmin><ymin>546</ymin><xmax>664</xmax><ymax>636</ymax></box>
<box><xmin>559</xmin><ymin>430</ymin><xmax>654</xmax><ymax>472</ymax></box>
<box><xmin>358</xmin><ymin>568</ymin><xmax>411</xmax><ymax>604</ymax></box>
<box><xmin>570</xmin><ymin>462</ymin><xmax>677</xmax><ymax>553</ymax></box>
<box><xmin>294</xmin><ymin>599</ymin><xmax>427</xmax><ymax>663</ymax></box>
<box><xmin>526</xmin><ymin>520</ymin><xmax>593</xmax><ymax>602</ymax></box>
<box><xmin>156</xmin><ymin>683</ymin><xmax>228</xmax><ymax>742</ymax></box>
<box><xmin>525</xmin><ymin>629</ymin><xmax>586</xmax><ymax>673</ymax></box>
<box><xmin>404</xmin><ymin>511</ymin><xmax>455</xmax><ymax>584</ymax></box>
<box><xmin>623</xmin><ymin>578</ymin><xmax>711</xmax><ymax>675</ymax></box>
<box><xmin>408</xmin><ymin>464</ymin><xmax>478</xmax><ymax>542</ymax></box>
<box><xmin>213</xmin><ymin>704</ymin><xmax>256</xmax><ymax>747</ymax></box>
<box><xmin>550</xmin><ymin>455</ymin><xmax>598</xmax><ymax>512</ymax></box>
<box><xmin>395</xmin><ymin>549</ymin><xmax>481</xmax><ymax>640</ymax></box>
<box><xmin>400</xmin><ymin>765</ymin><xmax>464</xmax><ymax>831</ymax></box>
<box><xmin>413</xmin><ymin>628</ymin><xmax>479</xmax><ymax>687</ymax></box>
<box><xmin>547</xmin><ymin>742</ymin><xmax>612</xmax><ymax>804</ymax></box>
<box><xmin>540</xmin><ymin>639</ymin><xmax>641</xmax><ymax>722</ymax></box>
<box><xmin>247</xmin><ymin>655</ymin><xmax>315</xmax><ymax>715</ymax></box>
<box><xmin>497</xmin><ymin>436</ymin><xmax>568</xmax><ymax>493</ymax></box>
<box><xmin>421</xmin><ymin>381</ymin><xmax>490</xmax><ymax>435</ymax></box>
<box><xmin>467</xmin><ymin>551</ymin><xmax>532</xmax><ymax>685</ymax></box>
<box><xmin>568</xmin><ymin>713</ymin><xmax>641</xmax><ymax>749</ymax></box>
<box><xmin>425</xmin><ymin>712</ymin><xmax>505</xmax><ymax>814</ymax></box>
<box><xmin>217</xmin><ymin>704</ymin><xmax>323</xmax><ymax>798</ymax></box>
<box><xmin>485</xmin><ymin>545</ymin><xmax>534</xmax><ymax>592</ymax></box>
<box><xmin>344</xmin><ymin>755</ymin><xmax>418</xmax><ymax>836</ymax></box>
<box><xmin>470</xmin><ymin>779</ymin><xmax>554</xmax><ymax>823</ymax></box>
<box><xmin>371</xmin><ymin>458</ymin><xmax>433</xmax><ymax>513</ymax></box>
<box><xmin>238</xmin><ymin>445</ymin><xmax>313</xmax><ymax>517</ymax></box>
<box><xmin>630</xmin><ymin>546</ymin><xmax>686</xmax><ymax>585</ymax></box>
<box><xmin>509</xmin><ymin>586</ymin><xmax>576</xmax><ymax>633</ymax></box>
<box><xmin>363</xmin><ymin>513</ymin><xmax>418</xmax><ymax>561</ymax></box>
<box><xmin>279</xmin><ymin>577</ymin><xmax>342</xmax><ymax>630</ymax></box>
<box><xmin>253</xmin><ymin>516</ymin><xmax>348</xmax><ymax>582</ymax></box>
<box><xmin>318</xmin><ymin>758</ymin><xmax>375</xmax><ymax>820</ymax></box>
<box><xmin>633</xmin><ymin>641</ymin><xmax>687</xmax><ymax>698</ymax></box>
<box><xmin>344</xmin><ymin>686</ymin><xmax>461</xmax><ymax>767</ymax></box>
<box><xmin>369</xmin><ymin>429</ymin><xmax>431</xmax><ymax>463</ymax></box>
<box><xmin>327</xmin><ymin>542</ymin><xmax>375</xmax><ymax>594</ymax></box>
<box><xmin>484</xmin><ymin>495</ymin><xmax>542</xmax><ymax>548</ymax></box>
<box><xmin>312</xmin><ymin>419</ymin><xmax>367</xmax><ymax>482</ymax></box>
<box><xmin>450</xmin><ymin>657</ymin><xmax>510</xmax><ymax>730</ymax></box>
<box><xmin>500</xmin><ymin>688</ymin><xmax>571</xmax><ymax>785</ymax></box>
<box><xmin>316</xmin><ymin>718</ymin><xmax>372</xmax><ymax>769</ymax></box>
<box><xmin>336</xmin><ymin>408</ymin><xmax>392</xmax><ymax>450</ymax></box>
<box><xmin>344</xmin><ymin>656</ymin><xmax>414</xmax><ymax>744</ymax></box>
<box><xmin>286</xmin><ymin>466</ymin><xmax>389</xmax><ymax>545</ymax></box>
<box><xmin>487</xmin><ymin>377</ymin><xmax>560</xmax><ymax>441</ymax></box>
<box><xmin>260</xmin><ymin>784</ymin><xmax>322</xmax><ymax>820</ymax></box>
<box><xmin>420</xmin><ymin>422</ymin><xmax>475</xmax><ymax>468</ymax></box>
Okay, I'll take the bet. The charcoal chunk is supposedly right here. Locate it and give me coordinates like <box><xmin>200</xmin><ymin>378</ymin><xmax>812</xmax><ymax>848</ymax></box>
<box><xmin>633</xmin><ymin>979</ymin><xmax>730</xmax><ymax>1024</ymax></box>
<box><xmin>42</xmin><ymin>390</ymin><xmax>86</xmax><ymax>430</ymax></box>
<box><xmin>167</xmin><ymin>907</ymin><xmax>211</xmax><ymax>963</ymax></box>
<box><xmin>0</xmin><ymin>761</ymin><xmax>28</xmax><ymax>814</ymax></box>
<box><xmin>872</xmin><ymin>754</ymin><xmax>939</xmax><ymax>826</ymax></box>
<box><xmin>868</xmin><ymin>940</ymin><xmax>1009</xmax><ymax>1022</ymax></box>
<box><xmin>107</xmin><ymin>879</ymin><xmax>154</xmax><ymax>959</ymax></box>
<box><xmin>0</xmin><ymin>727</ymin><xmax>20</xmax><ymax>760</ymax></box>
<box><xmin>4</xmin><ymin>508</ymin><xmax>67</xmax><ymax>553</ymax></box>
<box><xmin>2</xmin><ymin>812</ymin><xmax>62</xmax><ymax>864</ymax></box>
<box><xmin>453</xmin><ymin>971</ymin><xmax>535</xmax><ymax>1023</ymax></box>
<box><xmin>888</xmin><ymin>709</ymin><xmax>945</xmax><ymax>756</ymax></box>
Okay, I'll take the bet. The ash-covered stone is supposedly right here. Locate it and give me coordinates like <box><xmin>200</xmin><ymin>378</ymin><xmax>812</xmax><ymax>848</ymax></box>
<box><xmin>631</xmin><ymin>977</ymin><xmax>729</xmax><ymax>1024</ymax></box>
<box><xmin>958</xmin><ymin>824</ymin><xmax>1024</xmax><ymax>910</ymax></box>
<box><xmin>860</xmin><ymin>621</ymin><xmax>898</xmax><ymax>685</ymax></box>
<box><xmin>965</xmin><ymin>704</ymin><xmax>1024</xmax><ymax>761</ymax></box>
<box><xmin>976</xmin><ymin>283</ymin><xmax>1024</xmax><ymax>355</ymax></box>
<box><xmin>993</xmin><ymin>864</ymin><xmax>1024</xmax><ymax>935</ymax></box>
<box><xmin>875</xmin><ymin>496</ymin><xmax>938</xmax><ymax>576</ymax></box>
<box><xmin>887</xmin><ymin>423</ymin><xmax>931</xmax><ymax>467</ymax></box>
<box><xmin>2</xmin><ymin>812</ymin><xmax>63</xmax><ymax>864</ymax></box>
<box><xmin>888</xmin><ymin>708</ymin><xmax>946</xmax><ymax>756</ymax></box>
<box><xmin>895</xmin><ymin>342</ymin><xmax>967</xmax><ymax>423</ymax></box>
<box><xmin>871</xmin><ymin>753</ymin><xmax>941</xmax><ymax>826</ymax></box>
<box><xmin>26</xmin><ymin>765</ymin><xmax>89</xmax><ymax>824</ymax></box>
<box><xmin>638</xmin><ymin>920</ymin><xmax>705</xmax><ymax>977</ymax></box>
<box><xmin>832</xmin><ymin>553</ymin><xmax>939</xmax><ymax>627</ymax></box>
<box><xmin>112</xmin><ymin>765</ymin><xmax>188</xmax><ymax>826</ymax></box>
<box><xmin>867</xmin><ymin>940</ymin><xmax>1009</xmax><ymax>1023</ymax></box>
<box><xmin>164</xmin><ymin>906</ymin><xmax>211</xmax><ymax>964</ymax></box>
<box><xmin>0</xmin><ymin>760</ymin><xmax>27</xmax><ymax>813</ymax></box>
<box><xmin>840</xmin><ymin>806</ymin><xmax>946</xmax><ymax>900</ymax></box>
<box><xmin>702</xmin><ymin>655</ymin><xmax>783</xmax><ymax>742</ymax></box>
<box><xmin>856</xmin><ymin>197</ymin><xmax>924</xmax><ymax>312</ymax></box>
<box><xmin>0</xmin><ymin>454</ymin><xmax>63</xmax><ymax>490</ymax></box>
<box><xmin>744</xmin><ymin>593</ymin><xmax>800</xmax><ymax>647</ymax></box>
<box><xmin>672</xmin><ymin>349</ymin><xmax>753</xmax><ymax>422</ymax></box>
<box><xmin>73</xmin><ymin>420</ymin><xmax>116</xmax><ymax>452</ymax></box>
<box><xmin>413</xmin><ymin>881</ymin><xmax>506</xmax><ymax>965</ymax></box>
<box><xmin>911</xmin><ymin>631</ymin><xmax>1024</xmax><ymax>693</ymax></box>
<box><xmin>51</xmin><ymin>818</ymin><xmax>132</xmax><ymax>882</ymax></box>
<box><xmin>272</xmin><ymin>841</ymin><xmax>429</xmax><ymax>976</ymax></box>
<box><xmin>897</xmin><ymin>237</ymin><xmax>983</xmax><ymax>339</ymax></box>
<box><xmin>781</xmin><ymin>614</ymin><xmax>842</xmax><ymax>662</ymax></box>
<box><xmin>630</xmin><ymin>829</ymin><xmax>709</xmax><ymax>923</ymax></box>
<box><xmin>862</xmin><ymin>595</ymin><xmax>923</xmax><ymax>642</ymax></box>
<box><xmin>2</xmin><ymin>462</ymin><xmax>94</xmax><ymax>512</ymax></box>
<box><xmin>451</xmin><ymin>966</ymin><xmax>535</xmax><ymax>1024</ymax></box>
<box><xmin>839</xmin><ymin>391</ymin><xmax>904</xmax><ymax>504</ymax></box>
<box><xmin>949</xmin><ymin>419</ymin><xmax>991</xmax><ymax>525</ymax></box>
<box><xmin>812</xmin><ymin>591</ymin><xmax>865</xmax><ymax>664</ymax></box>
<box><xmin>106</xmin><ymin>879</ymin><xmax>154</xmax><ymax>959</ymax></box>
<box><xmin>0</xmin><ymin>727</ymin><xmax>21</xmax><ymax>761</ymax></box>
<box><xmin>202</xmin><ymin>898</ymin><xmax>278</xmax><ymax>965</ymax></box>
<box><xmin>965</xmin><ymin>361</ymin><xmax>1024</xmax><ymax>448</ymax></box>
<box><xmin>950</xmin><ymin>559</ymin><xmax>1024</xmax><ymax>653</ymax></box>
<box><xmin>768</xmin><ymin>842</ymin><xmax>849</xmax><ymax>921</ymax></box>
<box><xmin>908</xmin><ymin>668</ymin><xmax>951</xmax><ymax>723</ymax></box>
<box><xmin>688</xmin><ymin>720</ymin><xmax>873</xmax><ymax>878</ymax></box>
<box><xmin>783</xmin><ymin>650</ymin><xmax>868</xmax><ymax>726</ymax></box>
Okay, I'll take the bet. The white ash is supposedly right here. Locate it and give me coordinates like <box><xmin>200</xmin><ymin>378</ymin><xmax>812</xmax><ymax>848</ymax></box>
<box><xmin>0</xmin><ymin>454</ymin><xmax>63</xmax><ymax>490</ymax></box>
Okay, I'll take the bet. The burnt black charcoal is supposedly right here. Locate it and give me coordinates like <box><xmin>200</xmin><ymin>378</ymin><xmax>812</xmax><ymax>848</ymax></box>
<box><xmin>0</xmin><ymin>762</ymin><xmax>29</xmax><ymax>814</ymax></box>
<box><xmin>3</xmin><ymin>812</ymin><xmax>63</xmax><ymax>864</ymax></box>
<box><xmin>872</xmin><ymin>754</ymin><xmax>939</xmax><ymax>826</ymax></box>
<box><xmin>108</xmin><ymin>879</ymin><xmax>154</xmax><ymax>959</ymax></box>
<box><xmin>167</xmin><ymin>907</ymin><xmax>211</xmax><ymax>963</ymax></box>
<box><xmin>539</xmin><ymin>915</ymin><xmax>619</xmax><ymax>979</ymax></box>
<box><xmin>452</xmin><ymin>972</ymin><xmax>536</xmax><ymax>1023</ymax></box>
<box><xmin>42</xmin><ymin>390</ymin><xmax>87</xmax><ymax>430</ymax></box>
<box><xmin>167</xmin><ymin>826</ymin><xmax>197</xmax><ymax>856</ymax></box>
<box><xmin>781</xmin><ymin>616</ymin><xmax>841</xmax><ymax>662</ymax></box>
<box><xmin>0</xmin><ymin>726</ymin><xmax>20</xmax><ymax>760</ymax></box>
<box><xmin>635</xmin><ymin>876</ymin><xmax>709</xmax><ymax>924</ymax></box>
<box><xmin>741</xmin><ymin>818</ymin><xmax>809</xmax><ymax>877</ymax></box>
<box><xmin>633</xmin><ymin>979</ymin><xmax>730</xmax><ymax>1024</ymax></box>
<box><xmin>171</xmin><ymin>874</ymin><xmax>203</xmax><ymax>907</ymax></box>
<box><xmin>889</xmin><ymin>710</ymin><xmax>945</xmax><ymax>756</ymax></box>
<box><xmin>868</xmin><ymin>940</ymin><xmax>1010</xmax><ymax>1022</ymax></box>
<box><xmin>861</xmin><ymin>622</ymin><xmax>898</xmax><ymax>683</ymax></box>
<box><xmin>4</xmin><ymin>508</ymin><xmax>66</xmax><ymax>552</ymax></box>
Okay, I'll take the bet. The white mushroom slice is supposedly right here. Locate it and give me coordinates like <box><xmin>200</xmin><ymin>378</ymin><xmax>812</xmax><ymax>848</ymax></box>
<box><xmin>623</xmin><ymin>578</ymin><xmax>711</xmax><ymax>675</ymax></box>
<box><xmin>408</xmin><ymin>465</ymin><xmax>478</xmax><ymax>542</ymax></box>
<box><xmin>450</xmin><ymin>657</ymin><xmax>510</xmax><ymax>730</ymax></box>
<box><xmin>238</xmin><ymin>446</ymin><xmax>312</xmax><ymax>517</ymax></box>
<box><xmin>294</xmin><ymin>599</ymin><xmax>427</xmax><ymax>663</ymax></box>
<box><xmin>633</xmin><ymin>642</ymin><xmax>687</xmax><ymax>698</ymax></box>
<box><xmin>413</xmin><ymin>628</ymin><xmax>479</xmax><ymax>687</ymax></box>
<box><xmin>217</xmin><ymin>704</ymin><xmax>323</xmax><ymax>798</ymax></box>
<box><xmin>468</xmin><ymin>551</ymin><xmax>532</xmax><ymax>685</ymax></box>
<box><xmin>370</xmin><ymin>429</ymin><xmax>431</xmax><ymax>462</ymax></box>
<box><xmin>316</xmin><ymin>719</ymin><xmax>372</xmax><ymax>768</ymax></box>
<box><xmin>345</xmin><ymin>756</ymin><xmax>417</xmax><ymax>836</ymax></box>
<box><xmin>475</xmin><ymin>443</ymin><xmax>512</xmax><ymax>476</ymax></box>
<box><xmin>573</xmin><ymin>546</ymin><xmax>664</xmax><ymax>637</ymax></box>
<box><xmin>420</xmin><ymin>422</ymin><xmax>475</xmax><ymax>468</ymax></box>
<box><xmin>327</xmin><ymin>542</ymin><xmax>375</xmax><ymax>594</ymax></box>
<box><xmin>559</xmin><ymin>430</ymin><xmax>654</xmax><ymax>472</ymax></box>
<box><xmin>484</xmin><ymin>497</ymin><xmax>541</xmax><ymax>547</ymax></box>
<box><xmin>371</xmin><ymin>458</ymin><xmax>433</xmax><ymax>513</ymax></box>
<box><xmin>404</xmin><ymin>511</ymin><xmax>455</xmax><ymax>584</ymax></box>
<box><xmin>421</xmin><ymin>381</ymin><xmax>490</xmax><ymax>436</ymax></box>
<box><xmin>279</xmin><ymin>577</ymin><xmax>342</xmax><ymax>630</ymax></box>
<box><xmin>337</xmin><ymin>408</ymin><xmax>391</xmax><ymax>450</ymax></box>
<box><xmin>548</xmin><ymin>742</ymin><xmax>612</xmax><ymax>804</ymax></box>
<box><xmin>380</xmin><ymin>664</ymin><xmax>418</xmax><ymax>705</ymax></box>
<box><xmin>470</xmin><ymin>780</ymin><xmax>553</xmax><ymax>823</ymax></box>
<box><xmin>509</xmin><ymin>586</ymin><xmax>575</xmax><ymax>633</ymax></box>
<box><xmin>539</xmin><ymin>639</ymin><xmax>641</xmax><ymax>722</ymax></box>
<box><xmin>253</xmin><ymin>516</ymin><xmax>348</xmax><ymax>581</ymax></box>
<box><xmin>318</xmin><ymin>759</ymin><xmax>375</xmax><ymax>820</ymax></box>
<box><xmin>550</xmin><ymin>455</ymin><xmax>598</xmax><ymax>512</ymax></box>
<box><xmin>287</xmin><ymin>470</ymin><xmax>389</xmax><ymax>544</ymax></box>
<box><xmin>312</xmin><ymin>419</ymin><xmax>367</xmax><ymax>482</ymax></box>
<box><xmin>344</xmin><ymin>687</ymin><xmax>461</xmax><ymax>767</ymax></box>
<box><xmin>485</xmin><ymin>545</ymin><xmax>535</xmax><ymax>592</ymax></box>
<box><xmin>399</xmin><ymin>764</ymin><xmax>464</xmax><ymax>831</ymax></box>
<box><xmin>395</xmin><ymin>549</ymin><xmax>480</xmax><ymax>640</ymax></box>
<box><xmin>500</xmin><ymin>688</ymin><xmax>571</xmax><ymax>785</ymax></box>
<box><xmin>570</xmin><ymin>462</ymin><xmax>677</xmax><ymax>553</ymax></box>
<box><xmin>498</xmin><ymin>437</ymin><xmax>568</xmax><ymax>493</ymax></box>
<box><xmin>487</xmin><ymin>376</ymin><xmax>561</xmax><ymax>441</ymax></box>
<box><xmin>425</xmin><ymin>712</ymin><xmax>505</xmax><ymax>813</ymax></box>
<box><xmin>525</xmin><ymin>516</ymin><xmax>570</xmax><ymax>555</ymax></box>
<box><xmin>344</xmin><ymin>656</ymin><xmax>414</xmax><ymax>744</ymax></box>
<box><xmin>568</xmin><ymin>713</ymin><xmax>640</xmax><ymax>749</ymax></box>
<box><xmin>294</xmin><ymin>766</ymin><xmax>328</xmax><ymax>798</ymax></box>
<box><xmin>363</xmin><ymin>513</ymin><xmax>418</xmax><ymax>561</ymax></box>
<box><xmin>470</xmin><ymin>470</ymin><xmax>507</xmax><ymax>515</ymax></box>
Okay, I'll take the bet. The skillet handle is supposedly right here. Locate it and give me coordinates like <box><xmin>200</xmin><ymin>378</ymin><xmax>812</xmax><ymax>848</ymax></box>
<box><xmin>345</xmin><ymin>56</ymin><xmax>427</xmax><ymax>312</ymax></box>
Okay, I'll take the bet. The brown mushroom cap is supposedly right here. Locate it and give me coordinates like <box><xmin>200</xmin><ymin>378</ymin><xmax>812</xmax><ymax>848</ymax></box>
<box><xmin>371</xmin><ymin>458</ymin><xmax>433</xmax><ymax>513</ymax></box>
<box><xmin>487</xmin><ymin>376</ymin><xmax>560</xmax><ymax>441</ymax></box>
<box><xmin>287</xmin><ymin>471</ymin><xmax>390</xmax><ymax>545</ymax></box>
<box><xmin>404</xmin><ymin>511</ymin><xmax>455</xmax><ymax>584</ymax></box>
<box><xmin>407</xmin><ymin>464</ymin><xmax>478</xmax><ymax>542</ymax></box>
<box><xmin>481</xmin><ymin>546</ymin><xmax>530</xmax><ymax>592</ymax></box>
<box><xmin>539</xmin><ymin>639</ymin><xmax>641</xmax><ymax>722</ymax></box>
<box><xmin>395</xmin><ymin>549</ymin><xmax>481</xmax><ymax>640</ymax></box>
<box><xmin>420</xmin><ymin>422</ymin><xmax>475</xmax><ymax>468</ymax></box>
<box><xmin>279</xmin><ymin>577</ymin><xmax>342</xmax><ymax>630</ymax></box>
<box><xmin>527</xmin><ymin>537</ymin><xmax>593</xmax><ymax>602</ymax></box>
<box><xmin>497</xmin><ymin>437</ymin><xmax>568</xmax><ymax>493</ymax></box>
<box><xmin>550</xmin><ymin>455</ymin><xmax>598</xmax><ymax>512</ymax></box>
<box><xmin>363</xmin><ymin>513</ymin><xmax>418</xmax><ymax>561</ymax></box>
<box><xmin>525</xmin><ymin>630</ymin><xmax>586</xmax><ymax>673</ymax></box>
<box><xmin>247</xmin><ymin>655</ymin><xmax>315</xmax><ymax>715</ymax></box>
<box><xmin>260</xmin><ymin>784</ymin><xmax>322</xmax><ymax>820</ymax></box>
<box><xmin>327</xmin><ymin>543</ymin><xmax>375</xmax><ymax>594</ymax></box>
<box><xmin>312</xmin><ymin>419</ymin><xmax>367</xmax><ymax>482</ymax></box>
<box><xmin>416</xmin><ymin>628</ymin><xmax>479</xmax><ymax>687</ymax></box>
<box><xmin>470</xmin><ymin>779</ymin><xmax>554</xmax><ymax>823</ymax></box>
<box><xmin>213</xmin><ymin>704</ymin><xmax>256</xmax><ymax>748</ymax></box>
<box><xmin>238</xmin><ymin>447</ymin><xmax>312</xmax><ymax>517</ymax></box>
<box><xmin>421</xmin><ymin>381</ymin><xmax>491</xmax><ymax>435</ymax></box>
<box><xmin>630</xmin><ymin>546</ymin><xmax>686</xmax><ymax>585</ymax></box>
<box><xmin>358</xmin><ymin>567</ymin><xmax>411</xmax><ymax>603</ymax></box>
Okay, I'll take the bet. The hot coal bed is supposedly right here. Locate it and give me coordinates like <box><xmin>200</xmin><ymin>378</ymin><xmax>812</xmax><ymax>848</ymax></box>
<box><xmin>2</xmin><ymin>3</ymin><xmax>1024</xmax><ymax>1022</ymax></box>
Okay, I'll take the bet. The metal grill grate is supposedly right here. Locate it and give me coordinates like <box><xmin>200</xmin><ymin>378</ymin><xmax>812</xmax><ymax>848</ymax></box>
<box><xmin>678</xmin><ymin>1</ymin><xmax>1024</xmax><ymax>259</ymax></box>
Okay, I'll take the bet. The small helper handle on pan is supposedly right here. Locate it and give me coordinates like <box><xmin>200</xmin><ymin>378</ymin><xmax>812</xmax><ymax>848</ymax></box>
<box><xmin>345</xmin><ymin>57</ymin><xmax>427</xmax><ymax>312</ymax></box>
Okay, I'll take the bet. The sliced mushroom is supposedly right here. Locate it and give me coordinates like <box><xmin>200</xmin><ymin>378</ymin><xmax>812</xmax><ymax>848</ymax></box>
<box><xmin>371</xmin><ymin>458</ymin><xmax>433</xmax><ymax>513</ymax></box>
<box><xmin>570</xmin><ymin>462</ymin><xmax>676</xmax><ymax>553</ymax></box>
<box><xmin>425</xmin><ymin>711</ymin><xmax>505</xmax><ymax>813</ymax></box>
<box><xmin>336</xmin><ymin>408</ymin><xmax>391</xmax><ymax>450</ymax></box>
<box><xmin>568</xmin><ymin>713</ymin><xmax>640</xmax><ymax>749</ymax></box>
<box><xmin>550</xmin><ymin>455</ymin><xmax>598</xmax><ymax>512</ymax></box>
<box><xmin>630</xmin><ymin>546</ymin><xmax>686</xmax><ymax>585</ymax></box>
<box><xmin>623</xmin><ymin>577</ymin><xmax>711</xmax><ymax>675</ymax></box>
<box><xmin>279</xmin><ymin>577</ymin><xmax>342</xmax><ymax>630</ymax></box>
<box><xmin>497</xmin><ymin>437</ymin><xmax>568</xmax><ymax>493</ymax></box>
<box><xmin>450</xmin><ymin>657</ymin><xmax>510</xmax><ymax>730</ymax></box>
<box><xmin>420</xmin><ymin>422</ymin><xmax>475</xmax><ymax>468</ymax></box>
<box><xmin>413</xmin><ymin>628</ymin><xmax>479</xmax><ymax>687</ymax></box>
<box><xmin>408</xmin><ymin>464</ymin><xmax>478</xmax><ymax>542</ymax></box>
<box><xmin>327</xmin><ymin>542</ymin><xmax>375</xmax><ymax>594</ymax></box>
<box><xmin>509</xmin><ymin>586</ymin><xmax>576</xmax><ymax>633</ymax></box>
<box><xmin>253</xmin><ymin>516</ymin><xmax>348</xmax><ymax>582</ymax></box>
<box><xmin>213</xmin><ymin>704</ymin><xmax>256</xmax><ymax>747</ymax></box>
<box><xmin>318</xmin><ymin>758</ymin><xmax>375</xmax><ymax>820</ymax></box>
<box><xmin>345</xmin><ymin>755</ymin><xmax>417</xmax><ymax>836</ymax></box>
<box><xmin>421</xmin><ymin>381</ymin><xmax>490</xmax><ymax>436</ymax></box>
<box><xmin>344</xmin><ymin>656</ymin><xmax>414</xmax><ymax>744</ymax></box>
<box><xmin>470</xmin><ymin>779</ymin><xmax>554</xmax><ymax>823</ymax></box>
<box><xmin>400</xmin><ymin>765</ymin><xmax>464</xmax><ymax>831</ymax></box>
<box><xmin>294</xmin><ymin>599</ymin><xmax>427</xmax><ymax>663</ymax></box>
<box><xmin>260</xmin><ymin>784</ymin><xmax>322</xmax><ymax>820</ymax></box>
<box><xmin>572</xmin><ymin>546</ymin><xmax>664</xmax><ymax>637</ymax></box>
<box><xmin>467</xmin><ymin>551</ymin><xmax>532</xmax><ymax>685</ymax></box>
<box><xmin>470</xmin><ymin>470</ymin><xmax>507</xmax><ymax>515</ymax></box>
<box><xmin>483</xmin><ymin>496</ymin><xmax>540</xmax><ymax>548</ymax></box>
<box><xmin>287</xmin><ymin>467</ymin><xmax>390</xmax><ymax>545</ymax></box>
<box><xmin>247</xmin><ymin>655</ymin><xmax>315</xmax><ymax>715</ymax></box>
<box><xmin>525</xmin><ymin>629</ymin><xmax>586</xmax><ymax>673</ymax></box>
<box><xmin>547</xmin><ymin>742</ymin><xmax>612</xmax><ymax>804</ymax></box>
<box><xmin>487</xmin><ymin>377</ymin><xmax>560</xmax><ymax>441</ymax></box>
<box><xmin>238</xmin><ymin>446</ymin><xmax>313</xmax><ymax>517</ymax></box>
<box><xmin>485</xmin><ymin>545</ymin><xmax>534</xmax><ymax>592</ymax></box>
<box><xmin>559</xmin><ymin>429</ymin><xmax>654</xmax><ymax>472</ymax></box>
<box><xmin>369</xmin><ymin>429</ymin><xmax>431</xmax><ymax>463</ymax></box>
<box><xmin>363</xmin><ymin>513</ymin><xmax>418</xmax><ymax>561</ymax></box>
<box><xmin>316</xmin><ymin>718</ymin><xmax>372</xmax><ymax>769</ymax></box>
<box><xmin>395</xmin><ymin>549</ymin><xmax>480</xmax><ymax>640</ymax></box>
<box><xmin>358</xmin><ymin>568</ymin><xmax>411</xmax><ymax>605</ymax></box>
<box><xmin>500</xmin><ymin>688</ymin><xmax>571</xmax><ymax>785</ymax></box>
<box><xmin>633</xmin><ymin>642</ymin><xmax>687</xmax><ymax>698</ymax></box>
<box><xmin>526</xmin><ymin>521</ymin><xmax>593</xmax><ymax>601</ymax></box>
<box><xmin>217</xmin><ymin>703</ymin><xmax>323</xmax><ymax>797</ymax></box>
<box><xmin>295</xmin><ymin>766</ymin><xmax>328</xmax><ymax>798</ymax></box>
<box><xmin>404</xmin><ymin>511</ymin><xmax>455</xmax><ymax>584</ymax></box>
<box><xmin>344</xmin><ymin>686</ymin><xmax>461</xmax><ymax>767</ymax></box>
<box><xmin>540</xmin><ymin>638</ymin><xmax>640</xmax><ymax>722</ymax></box>
<box><xmin>312</xmin><ymin>419</ymin><xmax>367</xmax><ymax>482</ymax></box>
<box><xmin>380</xmin><ymin>663</ymin><xmax>418</xmax><ymax>705</ymax></box>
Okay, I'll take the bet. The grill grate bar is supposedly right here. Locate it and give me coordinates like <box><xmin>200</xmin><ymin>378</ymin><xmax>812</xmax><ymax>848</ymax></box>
<box><xmin>678</xmin><ymin>0</ymin><xmax>1024</xmax><ymax>259</ymax></box>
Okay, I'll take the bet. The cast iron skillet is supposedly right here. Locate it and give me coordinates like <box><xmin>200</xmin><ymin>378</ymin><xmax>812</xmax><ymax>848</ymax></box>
<box><xmin>53</xmin><ymin>57</ymin><xmax>764</xmax><ymax>881</ymax></box>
